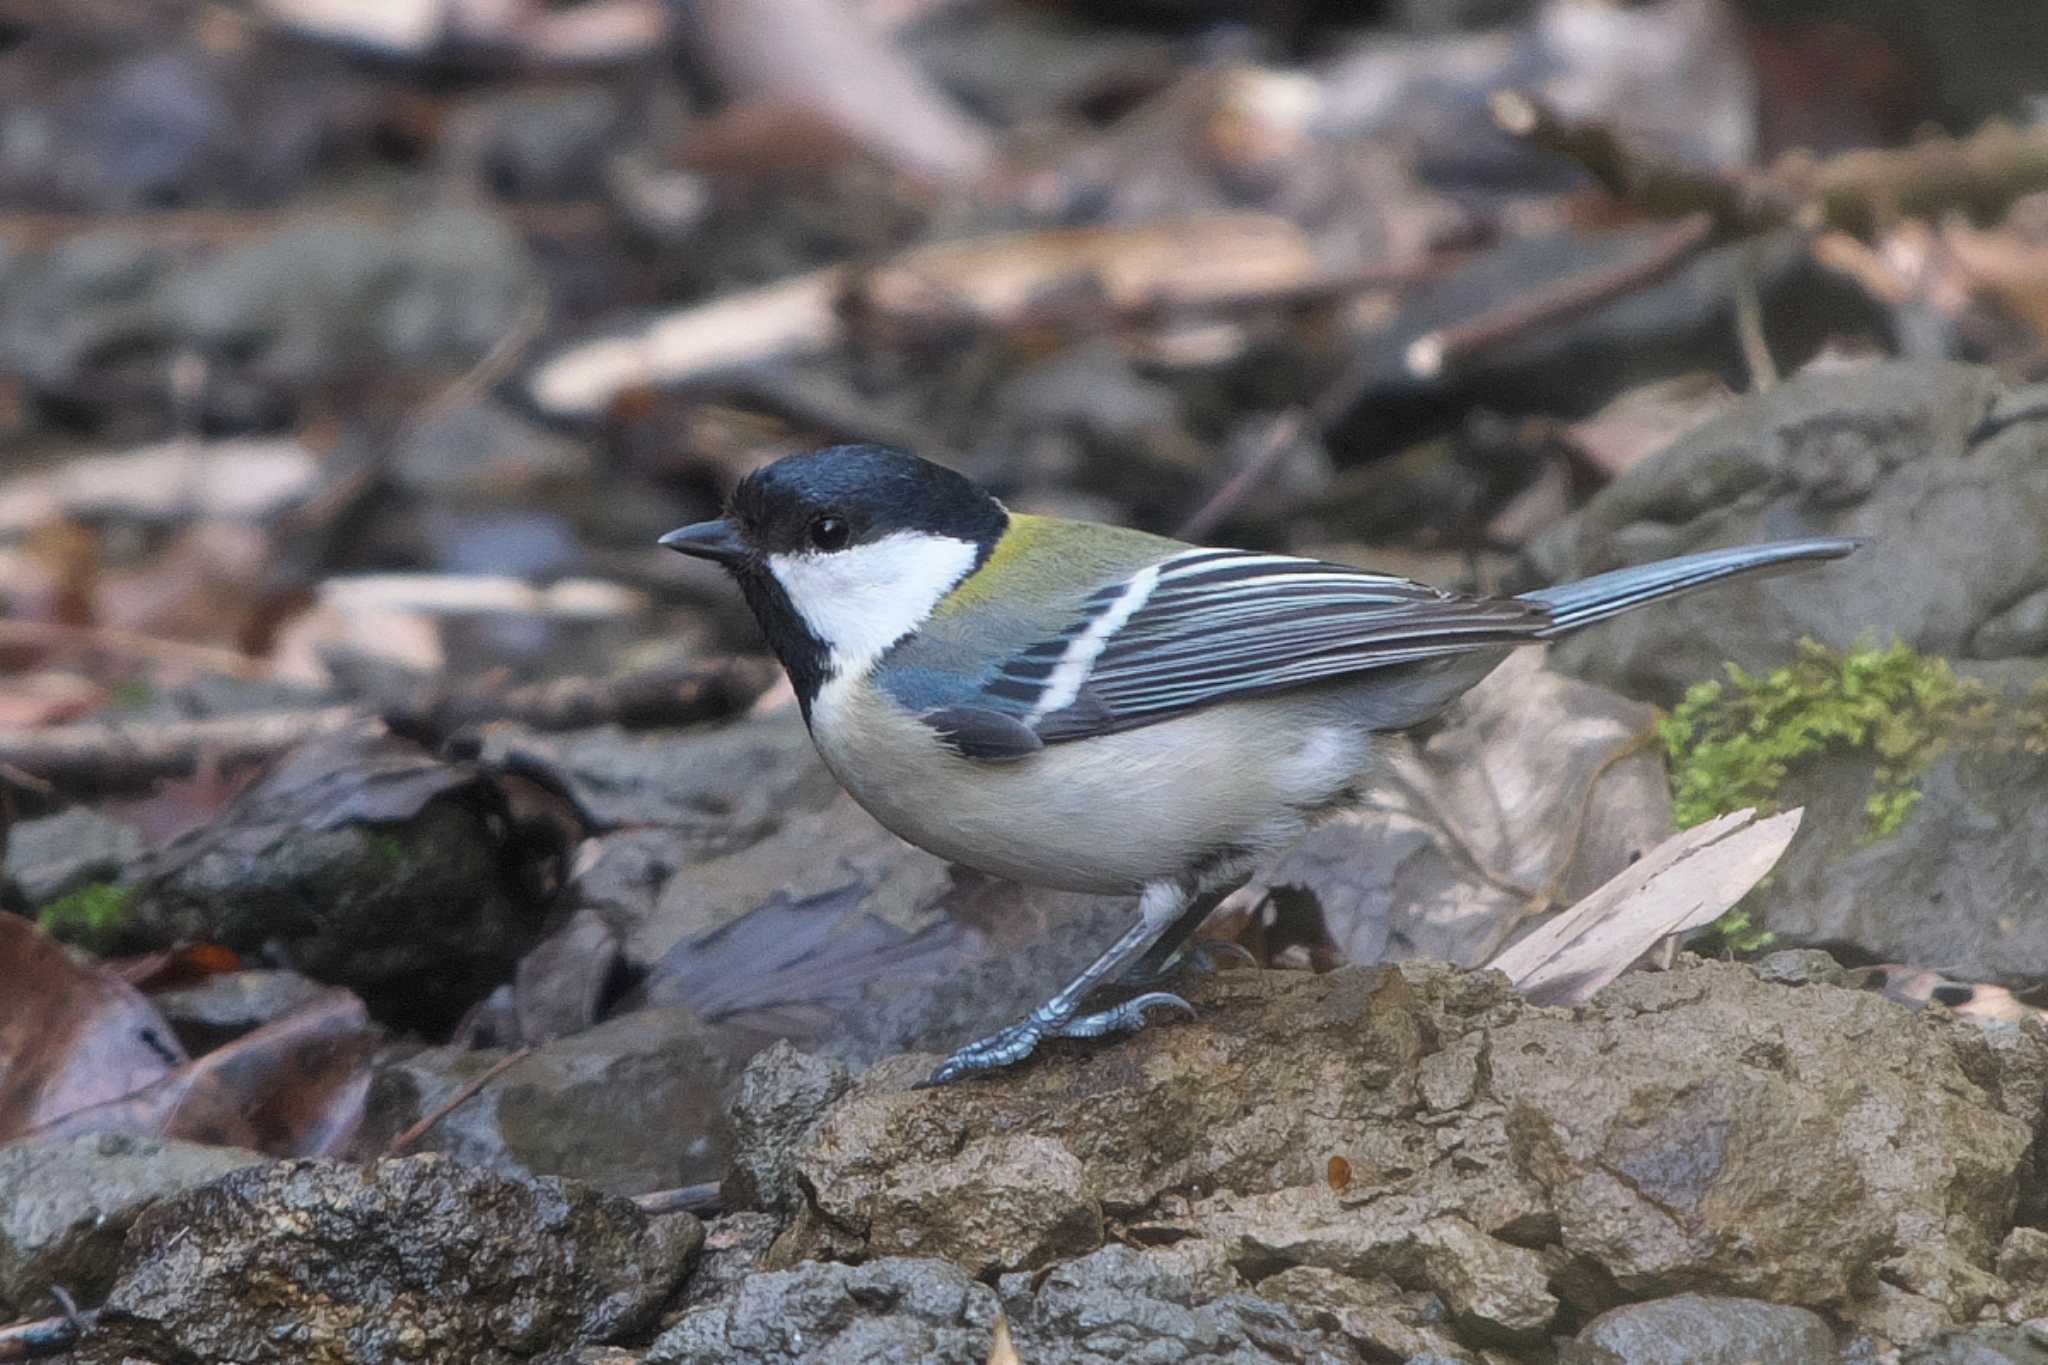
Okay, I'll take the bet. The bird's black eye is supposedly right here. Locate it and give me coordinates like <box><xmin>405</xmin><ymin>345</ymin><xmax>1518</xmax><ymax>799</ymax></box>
<box><xmin>808</xmin><ymin>515</ymin><xmax>850</xmax><ymax>551</ymax></box>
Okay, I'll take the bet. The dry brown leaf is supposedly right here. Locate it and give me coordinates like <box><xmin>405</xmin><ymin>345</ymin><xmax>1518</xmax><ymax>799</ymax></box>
<box><xmin>1944</xmin><ymin>219</ymin><xmax>2048</xmax><ymax>337</ymax></box>
<box><xmin>29</xmin><ymin>987</ymin><xmax>377</xmax><ymax>1156</ymax></box>
<box><xmin>985</xmin><ymin>1311</ymin><xmax>1021</xmax><ymax>1365</ymax></box>
<box><xmin>1558</xmin><ymin>373</ymin><xmax>1738</xmax><ymax>480</ymax></box>
<box><xmin>1248</xmin><ymin>648</ymin><xmax>1675</xmax><ymax>971</ymax></box>
<box><xmin>0</xmin><ymin>673</ymin><xmax>106</xmax><ymax>728</ymax></box>
<box><xmin>852</xmin><ymin>213</ymin><xmax>1321</xmax><ymax>333</ymax></box>
<box><xmin>0</xmin><ymin>440</ymin><xmax>318</xmax><ymax>534</ymax></box>
<box><xmin>1489</xmin><ymin>807</ymin><xmax>1804</xmax><ymax>1005</ymax></box>
<box><xmin>0</xmin><ymin>916</ymin><xmax>186</xmax><ymax>1142</ymax></box>
<box><xmin>694</xmin><ymin>0</ymin><xmax>993</xmax><ymax>183</ymax></box>
<box><xmin>1842</xmin><ymin>965</ymin><xmax>2047</xmax><ymax>1024</ymax></box>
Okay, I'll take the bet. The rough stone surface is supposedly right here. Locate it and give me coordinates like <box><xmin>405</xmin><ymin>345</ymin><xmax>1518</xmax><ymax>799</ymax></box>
<box><xmin>722</xmin><ymin>1041</ymin><xmax>851</xmax><ymax>1215</ymax></box>
<box><xmin>149</xmin><ymin>968</ymin><xmax>331</xmax><ymax>1052</ymax></box>
<box><xmin>673</xmin><ymin>1212</ymin><xmax>781</xmax><ymax>1314</ymax></box>
<box><xmin>0</xmin><ymin>1133</ymin><xmax>267</xmax><ymax>1318</ymax></box>
<box><xmin>127</xmin><ymin>728</ymin><xmax>542</xmax><ymax>1027</ymax></box>
<box><xmin>354</xmin><ymin>1006</ymin><xmax>745</xmax><ymax>1196</ymax></box>
<box><xmin>647</xmin><ymin>1256</ymin><xmax>1001</xmax><ymax>1365</ymax></box>
<box><xmin>1411</xmin><ymin>1214</ymin><xmax>1556</xmax><ymax>1342</ymax></box>
<box><xmin>1529</xmin><ymin>360</ymin><xmax>2011</xmax><ymax>703</ymax></box>
<box><xmin>779</xmin><ymin>960</ymin><xmax>2038</xmax><ymax>1342</ymax></box>
<box><xmin>1753</xmin><ymin>746</ymin><xmax>2048</xmax><ymax>981</ymax></box>
<box><xmin>1530</xmin><ymin>361</ymin><xmax>2048</xmax><ymax>979</ymax></box>
<box><xmin>1255</xmin><ymin>1266</ymin><xmax>1476</xmax><ymax>1362</ymax></box>
<box><xmin>653</xmin><ymin>1244</ymin><xmax>1355</xmax><ymax>1364</ymax></box>
<box><xmin>2</xmin><ymin>807</ymin><xmax>145</xmax><ymax>907</ymax></box>
<box><xmin>482</xmin><ymin>715</ymin><xmax>839</xmax><ymax>884</ymax></box>
<box><xmin>86</xmin><ymin>1155</ymin><xmax>699</xmax><ymax>1365</ymax></box>
<box><xmin>1903</xmin><ymin>1326</ymin><xmax>2048</xmax><ymax>1364</ymax></box>
<box><xmin>1002</xmin><ymin>1242</ymin><xmax>1356</xmax><ymax>1364</ymax></box>
<box><xmin>1560</xmin><ymin>1293</ymin><xmax>1837</xmax><ymax>1364</ymax></box>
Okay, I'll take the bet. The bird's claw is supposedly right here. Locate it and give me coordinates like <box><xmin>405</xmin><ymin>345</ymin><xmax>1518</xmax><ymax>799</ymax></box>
<box><xmin>921</xmin><ymin>992</ymin><xmax>1196</xmax><ymax>1086</ymax></box>
<box><xmin>1051</xmin><ymin>991</ymin><xmax>1194</xmax><ymax>1038</ymax></box>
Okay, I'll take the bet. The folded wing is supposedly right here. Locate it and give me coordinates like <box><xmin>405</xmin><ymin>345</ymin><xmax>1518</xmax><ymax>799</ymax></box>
<box><xmin>987</xmin><ymin>549</ymin><xmax>1554</xmax><ymax>743</ymax></box>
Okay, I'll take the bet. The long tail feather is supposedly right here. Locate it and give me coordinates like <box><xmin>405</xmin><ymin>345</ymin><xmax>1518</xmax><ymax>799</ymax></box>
<box><xmin>1521</xmin><ymin>537</ymin><xmax>1861</xmax><ymax>635</ymax></box>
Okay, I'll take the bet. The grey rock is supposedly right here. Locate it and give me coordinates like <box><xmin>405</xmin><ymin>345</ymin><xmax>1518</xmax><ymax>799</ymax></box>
<box><xmin>648</xmin><ymin>1257</ymin><xmax>1001</xmax><ymax>1365</ymax></box>
<box><xmin>355</xmin><ymin>1006</ymin><xmax>744</xmax><ymax>1196</ymax></box>
<box><xmin>479</xmin><ymin>714</ymin><xmax>840</xmax><ymax>884</ymax></box>
<box><xmin>1529</xmin><ymin>361</ymin><xmax>2048</xmax><ymax>978</ymax></box>
<box><xmin>1973</xmin><ymin>585</ymin><xmax>2048</xmax><ymax>659</ymax></box>
<box><xmin>1759</xmin><ymin>744</ymin><xmax>2048</xmax><ymax>980</ymax></box>
<box><xmin>150</xmin><ymin>968</ymin><xmax>332</xmax><ymax>1052</ymax></box>
<box><xmin>1411</xmin><ymin>1215</ymin><xmax>1555</xmax><ymax>1342</ymax></box>
<box><xmin>674</xmin><ymin>1212</ymin><xmax>781</xmax><ymax>1314</ymax></box>
<box><xmin>654</xmin><ymin>1244</ymin><xmax>1352</xmax><ymax>1365</ymax></box>
<box><xmin>723</xmin><ymin>1042</ymin><xmax>851</xmax><ymax>1215</ymax></box>
<box><xmin>86</xmin><ymin>1155</ymin><xmax>698</xmax><ymax>1365</ymax></box>
<box><xmin>391</xmin><ymin>398</ymin><xmax>594</xmax><ymax>500</ymax></box>
<box><xmin>128</xmin><ymin>728</ymin><xmax>538</xmax><ymax>1028</ymax></box>
<box><xmin>1561</xmin><ymin>1293</ymin><xmax>1836</xmax><ymax>1364</ymax></box>
<box><xmin>1529</xmin><ymin>361</ymin><xmax>2010</xmax><ymax>704</ymax></box>
<box><xmin>477</xmin><ymin>87</ymin><xmax>626</xmax><ymax>200</ymax></box>
<box><xmin>1255</xmin><ymin>1267</ymin><xmax>1475</xmax><ymax>1362</ymax></box>
<box><xmin>1752</xmin><ymin>949</ymin><xmax>1845</xmax><ymax>988</ymax></box>
<box><xmin>0</xmin><ymin>1133</ymin><xmax>267</xmax><ymax>1318</ymax></box>
<box><xmin>782</xmin><ymin>960</ymin><xmax>2034</xmax><ymax>1344</ymax></box>
<box><xmin>1903</xmin><ymin>1326</ymin><xmax>2048</xmax><ymax>1364</ymax></box>
<box><xmin>163</xmin><ymin>207</ymin><xmax>538</xmax><ymax>384</ymax></box>
<box><xmin>3</xmin><ymin>807</ymin><xmax>145</xmax><ymax>907</ymax></box>
<box><xmin>1004</xmin><ymin>1242</ymin><xmax>1355</xmax><ymax>1364</ymax></box>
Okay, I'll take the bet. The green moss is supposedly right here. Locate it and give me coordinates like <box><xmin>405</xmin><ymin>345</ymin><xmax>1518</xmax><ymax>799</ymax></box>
<box><xmin>1658</xmin><ymin>640</ymin><xmax>2000</xmax><ymax>954</ymax></box>
<box><xmin>366</xmin><ymin>831</ymin><xmax>410</xmax><ymax>872</ymax></box>
<box><xmin>37</xmin><ymin>882</ymin><xmax>138</xmax><ymax>954</ymax></box>
<box><xmin>1659</xmin><ymin>640</ymin><xmax>1990</xmax><ymax>836</ymax></box>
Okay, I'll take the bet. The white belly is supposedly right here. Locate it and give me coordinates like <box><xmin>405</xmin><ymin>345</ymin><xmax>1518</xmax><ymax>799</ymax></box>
<box><xmin>809</xmin><ymin>679</ymin><xmax>1374</xmax><ymax>893</ymax></box>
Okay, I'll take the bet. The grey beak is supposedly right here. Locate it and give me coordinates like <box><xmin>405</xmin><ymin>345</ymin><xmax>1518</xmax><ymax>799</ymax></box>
<box><xmin>659</xmin><ymin>519</ymin><xmax>748</xmax><ymax>566</ymax></box>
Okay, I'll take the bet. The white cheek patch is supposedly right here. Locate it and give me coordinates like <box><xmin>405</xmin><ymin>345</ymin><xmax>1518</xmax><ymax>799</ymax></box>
<box><xmin>767</xmin><ymin>532</ymin><xmax>980</xmax><ymax>673</ymax></box>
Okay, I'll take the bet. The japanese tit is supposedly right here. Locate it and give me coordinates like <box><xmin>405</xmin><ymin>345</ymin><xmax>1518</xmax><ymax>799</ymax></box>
<box><xmin>662</xmin><ymin>443</ymin><xmax>1857</xmax><ymax>1084</ymax></box>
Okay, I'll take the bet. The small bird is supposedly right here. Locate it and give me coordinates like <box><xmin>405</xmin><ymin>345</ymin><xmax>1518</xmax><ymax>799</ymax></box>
<box><xmin>662</xmin><ymin>444</ymin><xmax>1857</xmax><ymax>1084</ymax></box>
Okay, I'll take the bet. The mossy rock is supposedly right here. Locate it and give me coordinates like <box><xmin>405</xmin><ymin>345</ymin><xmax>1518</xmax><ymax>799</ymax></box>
<box><xmin>1662</xmin><ymin>641</ymin><xmax>2048</xmax><ymax>976</ymax></box>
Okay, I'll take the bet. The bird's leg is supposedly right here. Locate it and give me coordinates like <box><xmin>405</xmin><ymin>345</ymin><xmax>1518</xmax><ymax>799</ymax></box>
<box><xmin>924</xmin><ymin>880</ymin><xmax>1196</xmax><ymax>1085</ymax></box>
<box><xmin>1115</xmin><ymin>883</ymin><xmax>1255</xmax><ymax>986</ymax></box>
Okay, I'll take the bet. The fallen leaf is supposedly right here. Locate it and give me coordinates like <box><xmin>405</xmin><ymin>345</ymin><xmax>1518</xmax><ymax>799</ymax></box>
<box><xmin>633</xmin><ymin>881</ymin><xmax>971</xmax><ymax>1039</ymax></box>
<box><xmin>29</xmin><ymin>987</ymin><xmax>377</xmax><ymax>1156</ymax></box>
<box><xmin>1246</xmin><ymin>648</ymin><xmax>1675</xmax><ymax>972</ymax></box>
<box><xmin>1489</xmin><ymin>807</ymin><xmax>1804</xmax><ymax>1005</ymax></box>
<box><xmin>985</xmin><ymin>1311</ymin><xmax>1021</xmax><ymax>1365</ymax></box>
<box><xmin>0</xmin><ymin>915</ymin><xmax>186</xmax><ymax>1142</ymax></box>
<box><xmin>1843</xmin><ymin>965</ymin><xmax>2047</xmax><ymax>1024</ymax></box>
<box><xmin>0</xmin><ymin>672</ymin><xmax>105</xmax><ymax>727</ymax></box>
<box><xmin>1558</xmin><ymin>373</ymin><xmax>1738</xmax><ymax>480</ymax></box>
<box><xmin>0</xmin><ymin>439</ymin><xmax>319</xmax><ymax>534</ymax></box>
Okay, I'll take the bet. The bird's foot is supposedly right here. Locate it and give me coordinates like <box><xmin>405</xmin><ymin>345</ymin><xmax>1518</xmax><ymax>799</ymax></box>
<box><xmin>922</xmin><ymin>992</ymin><xmax>1194</xmax><ymax>1086</ymax></box>
<box><xmin>1118</xmin><ymin>938</ymin><xmax>1257</xmax><ymax>987</ymax></box>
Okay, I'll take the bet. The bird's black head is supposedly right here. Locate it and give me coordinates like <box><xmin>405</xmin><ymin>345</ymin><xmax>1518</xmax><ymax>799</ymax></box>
<box><xmin>726</xmin><ymin>444</ymin><xmax>1007</xmax><ymax>558</ymax></box>
<box><xmin>660</xmin><ymin>445</ymin><xmax>1008</xmax><ymax>711</ymax></box>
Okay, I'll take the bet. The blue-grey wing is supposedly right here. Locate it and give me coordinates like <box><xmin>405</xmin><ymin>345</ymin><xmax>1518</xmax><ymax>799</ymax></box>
<box><xmin>990</xmin><ymin>549</ymin><xmax>1554</xmax><ymax>744</ymax></box>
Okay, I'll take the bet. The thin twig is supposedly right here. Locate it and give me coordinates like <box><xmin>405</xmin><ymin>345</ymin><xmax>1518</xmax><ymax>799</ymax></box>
<box><xmin>0</xmin><ymin>619</ymin><xmax>271</xmax><ymax>680</ymax></box>
<box><xmin>1405</xmin><ymin>212</ymin><xmax>1715</xmax><ymax>380</ymax></box>
<box><xmin>1174</xmin><ymin>410</ymin><xmax>1309</xmax><ymax>541</ymax></box>
<box><xmin>0</xmin><ymin>706</ymin><xmax>361</xmax><ymax>789</ymax></box>
<box><xmin>384</xmin><ymin>1047</ymin><xmax>535</xmax><ymax>1156</ymax></box>
<box><xmin>1733</xmin><ymin>239</ymin><xmax>1780</xmax><ymax>391</ymax></box>
<box><xmin>0</xmin><ymin>1308</ymin><xmax>97</xmax><ymax>1362</ymax></box>
<box><xmin>631</xmin><ymin>1182</ymin><xmax>725</xmax><ymax>1217</ymax></box>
